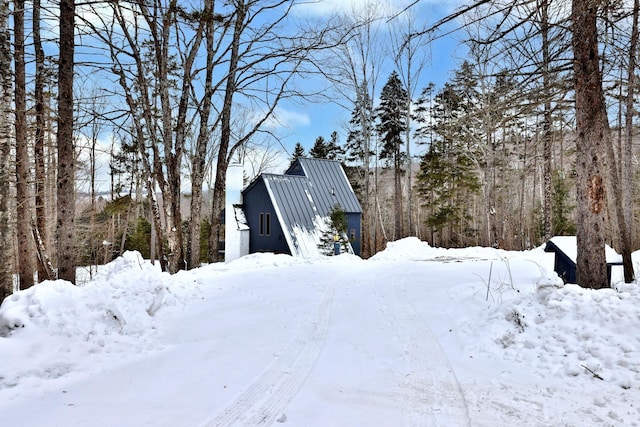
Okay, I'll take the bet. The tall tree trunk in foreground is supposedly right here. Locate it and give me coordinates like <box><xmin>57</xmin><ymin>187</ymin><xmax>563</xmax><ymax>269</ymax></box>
<box><xmin>540</xmin><ymin>0</ymin><xmax>553</xmax><ymax>241</ymax></box>
<box><xmin>14</xmin><ymin>0</ymin><xmax>35</xmax><ymax>289</ymax></box>
<box><xmin>188</xmin><ymin>0</ymin><xmax>216</xmax><ymax>269</ymax></box>
<box><xmin>33</xmin><ymin>0</ymin><xmax>53</xmax><ymax>281</ymax></box>
<box><xmin>572</xmin><ymin>0</ymin><xmax>608</xmax><ymax>289</ymax></box>
<box><xmin>56</xmin><ymin>0</ymin><xmax>76</xmax><ymax>283</ymax></box>
<box><xmin>209</xmin><ymin>0</ymin><xmax>245</xmax><ymax>263</ymax></box>
<box><xmin>620</xmin><ymin>0</ymin><xmax>639</xmax><ymax>283</ymax></box>
<box><xmin>0</xmin><ymin>0</ymin><xmax>12</xmax><ymax>301</ymax></box>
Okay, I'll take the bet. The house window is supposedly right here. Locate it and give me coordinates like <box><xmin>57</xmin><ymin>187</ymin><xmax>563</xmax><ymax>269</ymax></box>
<box><xmin>259</xmin><ymin>213</ymin><xmax>264</xmax><ymax>235</ymax></box>
<box><xmin>265</xmin><ymin>213</ymin><xmax>271</xmax><ymax>236</ymax></box>
<box><xmin>349</xmin><ymin>229</ymin><xmax>356</xmax><ymax>241</ymax></box>
<box><xmin>259</xmin><ymin>213</ymin><xmax>271</xmax><ymax>236</ymax></box>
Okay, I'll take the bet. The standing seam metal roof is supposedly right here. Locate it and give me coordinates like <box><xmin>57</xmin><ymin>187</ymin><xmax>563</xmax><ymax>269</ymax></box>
<box><xmin>244</xmin><ymin>158</ymin><xmax>362</xmax><ymax>257</ymax></box>
<box><xmin>290</xmin><ymin>158</ymin><xmax>361</xmax><ymax>214</ymax></box>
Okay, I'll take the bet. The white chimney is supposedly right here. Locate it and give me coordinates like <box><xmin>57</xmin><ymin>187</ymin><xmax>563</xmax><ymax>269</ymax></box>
<box><xmin>225</xmin><ymin>164</ymin><xmax>249</xmax><ymax>262</ymax></box>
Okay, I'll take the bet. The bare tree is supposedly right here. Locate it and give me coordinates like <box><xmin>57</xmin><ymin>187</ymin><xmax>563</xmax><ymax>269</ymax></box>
<box><xmin>14</xmin><ymin>0</ymin><xmax>35</xmax><ymax>288</ymax></box>
<box><xmin>208</xmin><ymin>0</ymin><xmax>344</xmax><ymax>262</ymax></box>
<box><xmin>572</xmin><ymin>0</ymin><xmax>608</xmax><ymax>289</ymax></box>
<box><xmin>33</xmin><ymin>0</ymin><xmax>54</xmax><ymax>281</ymax></box>
<box><xmin>81</xmin><ymin>0</ymin><xmax>215</xmax><ymax>272</ymax></box>
<box><xmin>331</xmin><ymin>4</ymin><xmax>386</xmax><ymax>257</ymax></box>
<box><xmin>388</xmin><ymin>12</ymin><xmax>429</xmax><ymax>237</ymax></box>
<box><xmin>187</xmin><ymin>0</ymin><xmax>220</xmax><ymax>269</ymax></box>
<box><xmin>0</xmin><ymin>0</ymin><xmax>12</xmax><ymax>301</ymax></box>
<box><xmin>620</xmin><ymin>0</ymin><xmax>638</xmax><ymax>282</ymax></box>
<box><xmin>57</xmin><ymin>0</ymin><xmax>76</xmax><ymax>283</ymax></box>
<box><xmin>540</xmin><ymin>0</ymin><xmax>553</xmax><ymax>241</ymax></box>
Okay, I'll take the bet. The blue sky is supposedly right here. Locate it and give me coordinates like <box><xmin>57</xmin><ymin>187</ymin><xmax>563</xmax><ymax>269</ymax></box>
<box><xmin>267</xmin><ymin>0</ymin><xmax>469</xmax><ymax>164</ymax></box>
<box><xmin>69</xmin><ymin>0</ymin><xmax>469</xmax><ymax>189</ymax></box>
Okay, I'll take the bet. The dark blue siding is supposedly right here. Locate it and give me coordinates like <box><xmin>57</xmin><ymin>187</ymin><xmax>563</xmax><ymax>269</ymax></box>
<box><xmin>243</xmin><ymin>178</ymin><xmax>290</xmax><ymax>254</ymax></box>
<box><xmin>347</xmin><ymin>213</ymin><xmax>361</xmax><ymax>256</ymax></box>
<box><xmin>544</xmin><ymin>241</ymin><xmax>576</xmax><ymax>284</ymax></box>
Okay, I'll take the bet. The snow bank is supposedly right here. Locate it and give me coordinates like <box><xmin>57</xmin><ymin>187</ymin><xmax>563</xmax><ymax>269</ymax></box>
<box><xmin>370</xmin><ymin>236</ymin><xmax>543</xmax><ymax>263</ymax></box>
<box><xmin>0</xmin><ymin>251</ymin><xmax>198</xmax><ymax>390</ymax></box>
<box><xmin>469</xmin><ymin>278</ymin><xmax>640</xmax><ymax>390</ymax></box>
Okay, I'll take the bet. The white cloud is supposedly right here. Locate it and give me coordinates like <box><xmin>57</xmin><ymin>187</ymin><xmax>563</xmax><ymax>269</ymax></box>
<box><xmin>262</xmin><ymin>107</ymin><xmax>311</xmax><ymax>130</ymax></box>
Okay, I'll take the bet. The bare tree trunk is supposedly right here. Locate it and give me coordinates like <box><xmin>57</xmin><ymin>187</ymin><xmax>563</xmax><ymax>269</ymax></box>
<box><xmin>156</xmin><ymin>0</ymin><xmax>184</xmax><ymax>273</ymax></box>
<box><xmin>394</xmin><ymin>152</ymin><xmax>402</xmax><ymax>239</ymax></box>
<box><xmin>14</xmin><ymin>0</ymin><xmax>35</xmax><ymax>289</ymax></box>
<box><xmin>33</xmin><ymin>0</ymin><xmax>52</xmax><ymax>281</ymax></box>
<box><xmin>0</xmin><ymin>0</ymin><xmax>12</xmax><ymax>301</ymax></box>
<box><xmin>540</xmin><ymin>0</ymin><xmax>553</xmax><ymax>241</ymax></box>
<box><xmin>209</xmin><ymin>0</ymin><xmax>246</xmax><ymax>263</ymax></box>
<box><xmin>188</xmin><ymin>0</ymin><xmax>215</xmax><ymax>269</ymax></box>
<box><xmin>572</xmin><ymin>0</ymin><xmax>608</xmax><ymax>289</ymax></box>
<box><xmin>56</xmin><ymin>0</ymin><xmax>76</xmax><ymax>283</ymax></box>
<box><xmin>360</xmin><ymin>83</ymin><xmax>373</xmax><ymax>257</ymax></box>
<box><xmin>621</xmin><ymin>0</ymin><xmax>639</xmax><ymax>283</ymax></box>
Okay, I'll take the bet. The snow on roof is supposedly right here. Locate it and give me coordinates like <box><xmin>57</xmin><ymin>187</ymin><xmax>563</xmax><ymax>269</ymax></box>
<box><xmin>258</xmin><ymin>158</ymin><xmax>361</xmax><ymax>258</ymax></box>
<box><xmin>233</xmin><ymin>204</ymin><xmax>249</xmax><ymax>231</ymax></box>
<box><xmin>549</xmin><ymin>236</ymin><xmax>623</xmax><ymax>264</ymax></box>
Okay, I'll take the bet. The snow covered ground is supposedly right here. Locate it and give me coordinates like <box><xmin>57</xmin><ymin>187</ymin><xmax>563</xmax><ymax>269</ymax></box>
<box><xmin>1</xmin><ymin>238</ymin><xmax>639</xmax><ymax>426</ymax></box>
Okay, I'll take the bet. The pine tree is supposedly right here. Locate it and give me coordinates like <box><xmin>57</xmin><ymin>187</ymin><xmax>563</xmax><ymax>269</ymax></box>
<box><xmin>551</xmin><ymin>170</ymin><xmax>576</xmax><ymax>236</ymax></box>
<box><xmin>309</xmin><ymin>136</ymin><xmax>328</xmax><ymax>158</ymax></box>
<box><xmin>318</xmin><ymin>204</ymin><xmax>349</xmax><ymax>255</ymax></box>
<box><xmin>291</xmin><ymin>142</ymin><xmax>305</xmax><ymax>163</ymax></box>
<box><xmin>414</xmin><ymin>79</ymin><xmax>480</xmax><ymax>246</ymax></box>
<box><xmin>346</xmin><ymin>89</ymin><xmax>374</xmax><ymax>163</ymax></box>
<box><xmin>375</xmin><ymin>71</ymin><xmax>408</xmax><ymax>239</ymax></box>
<box><xmin>326</xmin><ymin>131</ymin><xmax>345</xmax><ymax>161</ymax></box>
<box><xmin>309</xmin><ymin>133</ymin><xmax>345</xmax><ymax>160</ymax></box>
<box><xmin>572</xmin><ymin>0</ymin><xmax>608</xmax><ymax>288</ymax></box>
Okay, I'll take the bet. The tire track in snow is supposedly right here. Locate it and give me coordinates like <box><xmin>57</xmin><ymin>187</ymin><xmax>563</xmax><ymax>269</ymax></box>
<box><xmin>199</xmin><ymin>279</ymin><xmax>336</xmax><ymax>426</ymax></box>
<box><xmin>393</xmin><ymin>268</ymin><xmax>471</xmax><ymax>427</ymax></box>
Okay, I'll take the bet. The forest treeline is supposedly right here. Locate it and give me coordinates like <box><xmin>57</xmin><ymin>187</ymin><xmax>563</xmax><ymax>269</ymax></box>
<box><xmin>0</xmin><ymin>0</ymin><xmax>636</xmax><ymax>301</ymax></box>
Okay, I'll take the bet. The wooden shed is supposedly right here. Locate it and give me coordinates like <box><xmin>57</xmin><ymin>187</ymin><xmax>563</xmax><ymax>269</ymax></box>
<box><xmin>544</xmin><ymin>236</ymin><xmax>623</xmax><ymax>286</ymax></box>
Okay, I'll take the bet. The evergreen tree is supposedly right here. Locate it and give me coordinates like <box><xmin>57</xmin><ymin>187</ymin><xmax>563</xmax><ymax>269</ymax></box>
<box><xmin>290</xmin><ymin>142</ymin><xmax>305</xmax><ymax>165</ymax></box>
<box><xmin>345</xmin><ymin>88</ymin><xmax>374</xmax><ymax>164</ymax></box>
<box><xmin>414</xmin><ymin>77</ymin><xmax>480</xmax><ymax>246</ymax></box>
<box><xmin>309</xmin><ymin>136</ymin><xmax>328</xmax><ymax>158</ymax></box>
<box><xmin>318</xmin><ymin>204</ymin><xmax>349</xmax><ymax>255</ymax></box>
<box><xmin>325</xmin><ymin>131</ymin><xmax>345</xmax><ymax>160</ymax></box>
<box><xmin>309</xmin><ymin>133</ymin><xmax>345</xmax><ymax>160</ymax></box>
<box><xmin>375</xmin><ymin>71</ymin><xmax>408</xmax><ymax>239</ymax></box>
<box><xmin>551</xmin><ymin>171</ymin><xmax>576</xmax><ymax>236</ymax></box>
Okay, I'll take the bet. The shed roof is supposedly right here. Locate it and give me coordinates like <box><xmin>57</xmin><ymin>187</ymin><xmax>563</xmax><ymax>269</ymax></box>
<box><xmin>546</xmin><ymin>236</ymin><xmax>622</xmax><ymax>264</ymax></box>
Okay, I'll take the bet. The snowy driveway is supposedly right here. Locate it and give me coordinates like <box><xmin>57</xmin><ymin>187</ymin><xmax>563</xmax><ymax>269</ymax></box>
<box><xmin>200</xmin><ymin>262</ymin><xmax>470</xmax><ymax>426</ymax></box>
<box><xmin>2</xmin><ymin>242</ymin><xmax>639</xmax><ymax>426</ymax></box>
